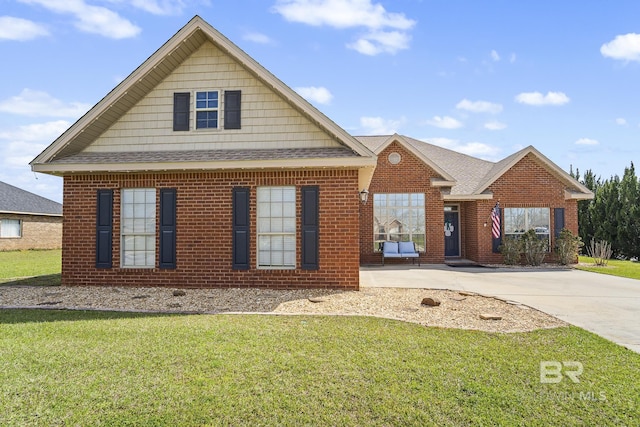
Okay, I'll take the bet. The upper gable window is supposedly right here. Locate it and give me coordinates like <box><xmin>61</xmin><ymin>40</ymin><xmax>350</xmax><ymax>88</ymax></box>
<box><xmin>195</xmin><ymin>91</ymin><xmax>219</xmax><ymax>129</ymax></box>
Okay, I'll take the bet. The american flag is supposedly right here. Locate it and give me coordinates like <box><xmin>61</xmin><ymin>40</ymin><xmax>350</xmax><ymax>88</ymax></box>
<box><xmin>491</xmin><ymin>202</ymin><xmax>501</xmax><ymax>239</ymax></box>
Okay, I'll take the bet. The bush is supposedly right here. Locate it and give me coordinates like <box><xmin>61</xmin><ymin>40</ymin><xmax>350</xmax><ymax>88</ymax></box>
<box><xmin>555</xmin><ymin>228</ymin><xmax>583</xmax><ymax>265</ymax></box>
<box><xmin>521</xmin><ymin>229</ymin><xmax>548</xmax><ymax>266</ymax></box>
<box><xmin>587</xmin><ymin>239</ymin><xmax>613</xmax><ymax>266</ymax></box>
<box><xmin>499</xmin><ymin>237</ymin><xmax>521</xmax><ymax>265</ymax></box>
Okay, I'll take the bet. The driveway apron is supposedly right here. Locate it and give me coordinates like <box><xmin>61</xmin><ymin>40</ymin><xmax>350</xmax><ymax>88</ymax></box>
<box><xmin>360</xmin><ymin>265</ymin><xmax>640</xmax><ymax>353</ymax></box>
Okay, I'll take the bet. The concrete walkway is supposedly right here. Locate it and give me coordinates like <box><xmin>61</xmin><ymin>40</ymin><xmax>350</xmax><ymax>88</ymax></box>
<box><xmin>360</xmin><ymin>264</ymin><xmax>640</xmax><ymax>354</ymax></box>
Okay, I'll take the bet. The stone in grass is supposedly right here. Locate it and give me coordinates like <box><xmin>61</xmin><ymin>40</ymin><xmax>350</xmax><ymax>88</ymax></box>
<box><xmin>480</xmin><ymin>313</ymin><xmax>502</xmax><ymax>320</ymax></box>
<box><xmin>421</xmin><ymin>297</ymin><xmax>441</xmax><ymax>307</ymax></box>
<box><xmin>173</xmin><ymin>289</ymin><xmax>186</xmax><ymax>297</ymax></box>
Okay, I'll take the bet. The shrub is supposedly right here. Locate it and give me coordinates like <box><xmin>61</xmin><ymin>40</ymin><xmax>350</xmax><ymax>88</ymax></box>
<box><xmin>499</xmin><ymin>237</ymin><xmax>521</xmax><ymax>265</ymax></box>
<box><xmin>521</xmin><ymin>229</ymin><xmax>548</xmax><ymax>266</ymax></box>
<box><xmin>555</xmin><ymin>228</ymin><xmax>584</xmax><ymax>265</ymax></box>
<box><xmin>587</xmin><ymin>239</ymin><xmax>612</xmax><ymax>266</ymax></box>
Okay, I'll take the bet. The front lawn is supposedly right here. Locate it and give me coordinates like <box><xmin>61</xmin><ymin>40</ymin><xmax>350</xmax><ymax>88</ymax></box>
<box><xmin>576</xmin><ymin>256</ymin><xmax>640</xmax><ymax>280</ymax></box>
<box><xmin>1</xmin><ymin>310</ymin><xmax>638</xmax><ymax>426</ymax></box>
<box><xmin>0</xmin><ymin>249</ymin><xmax>61</xmax><ymax>286</ymax></box>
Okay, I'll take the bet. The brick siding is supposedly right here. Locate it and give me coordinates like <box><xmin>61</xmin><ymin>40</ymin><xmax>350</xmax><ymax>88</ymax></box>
<box><xmin>62</xmin><ymin>169</ymin><xmax>360</xmax><ymax>290</ymax></box>
<box><xmin>360</xmin><ymin>141</ymin><xmax>445</xmax><ymax>265</ymax></box>
<box><xmin>0</xmin><ymin>214</ymin><xmax>62</xmax><ymax>251</ymax></box>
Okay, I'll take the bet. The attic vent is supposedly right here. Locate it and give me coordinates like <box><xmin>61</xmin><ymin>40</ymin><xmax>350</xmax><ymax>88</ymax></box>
<box><xmin>388</xmin><ymin>152</ymin><xmax>401</xmax><ymax>165</ymax></box>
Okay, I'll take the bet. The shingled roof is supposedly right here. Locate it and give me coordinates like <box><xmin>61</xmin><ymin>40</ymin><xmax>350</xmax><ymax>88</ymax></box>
<box><xmin>355</xmin><ymin>134</ymin><xmax>593</xmax><ymax>200</ymax></box>
<box><xmin>0</xmin><ymin>181</ymin><xmax>62</xmax><ymax>216</ymax></box>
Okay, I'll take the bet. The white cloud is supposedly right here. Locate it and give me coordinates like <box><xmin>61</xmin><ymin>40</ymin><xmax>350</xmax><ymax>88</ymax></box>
<box><xmin>615</xmin><ymin>117</ymin><xmax>627</xmax><ymax>126</ymax></box>
<box><xmin>426</xmin><ymin>115</ymin><xmax>463</xmax><ymax>129</ymax></box>
<box><xmin>295</xmin><ymin>86</ymin><xmax>333</xmax><ymax>105</ymax></box>
<box><xmin>18</xmin><ymin>0</ymin><xmax>141</xmax><ymax>39</ymax></box>
<box><xmin>272</xmin><ymin>0</ymin><xmax>416</xmax><ymax>55</ymax></box>
<box><xmin>575</xmin><ymin>138</ymin><xmax>599</xmax><ymax>146</ymax></box>
<box><xmin>601</xmin><ymin>33</ymin><xmax>640</xmax><ymax>62</ymax></box>
<box><xmin>0</xmin><ymin>120</ymin><xmax>70</xmax><ymax>141</ymax></box>
<box><xmin>515</xmin><ymin>91</ymin><xmax>570</xmax><ymax>106</ymax></box>
<box><xmin>0</xmin><ymin>16</ymin><xmax>49</xmax><ymax>41</ymax></box>
<box><xmin>484</xmin><ymin>121</ymin><xmax>507</xmax><ymax>131</ymax></box>
<box><xmin>490</xmin><ymin>49</ymin><xmax>500</xmax><ymax>61</ymax></box>
<box><xmin>128</xmin><ymin>0</ymin><xmax>186</xmax><ymax>15</ymax></box>
<box><xmin>0</xmin><ymin>89</ymin><xmax>91</xmax><ymax>118</ymax></box>
<box><xmin>347</xmin><ymin>30</ymin><xmax>411</xmax><ymax>55</ymax></box>
<box><xmin>509</xmin><ymin>53</ymin><xmax>516</xmax><ymax>63</ymax></box>
<box><xmin>456</xmin><ymin>99</ymin><xmax>503</xmax><ymax>114</ymax></box>
<box><xmin>359</xmin><ymin>116</ymin><xmax>405</xmax><ymax>135</ymax></box>
<box><xmin>422</xmin><ymin>137</ymin><xmax>501</xmax><ymax>160</ymax></box>
<box><xmin>243</xmin><ymin>31</ymin><xmax>273</xmax><ymax>44</ymax></box>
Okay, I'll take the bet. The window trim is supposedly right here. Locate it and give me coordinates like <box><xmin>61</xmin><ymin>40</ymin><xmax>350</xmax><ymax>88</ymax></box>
<box><xmin>194</xmin><ymin>90</ymin><xmax>220</xmax><ymax>130</ymax></box>
<box><xmin>120</xmin><ymin>188</ymin><xmax>156</xmax><ymax>269</ymax></box>
<box><xmin>373</xmin><ymin>193</ymin><xmax>426</xmax><ymax>253</ymax></box>
<box><xmin>0</xmin><ymin>219</ymin><xmax>22</xmax><ymax>238</ymax></box>
<box><xmin>256</xmin><ymin>186</ymin><xmax>297</xmax><ymax>270</ymax></box>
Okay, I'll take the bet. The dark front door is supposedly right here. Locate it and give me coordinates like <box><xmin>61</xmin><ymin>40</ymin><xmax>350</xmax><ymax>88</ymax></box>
<box><xmin>444</xmin><ymin>211</ymin><xmax>460</xmax><ymax>257</ymax></box>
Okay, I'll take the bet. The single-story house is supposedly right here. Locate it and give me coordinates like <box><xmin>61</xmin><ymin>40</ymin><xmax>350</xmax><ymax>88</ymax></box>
<box><xmin>0</xmin><ymin>181</ymin><xmax>63</xmax><ymax>251</ymax></box>
<box><xmin>30</xmin><ymin>16</ymin><xmax>593</xmax><ymax>290</ymax></box>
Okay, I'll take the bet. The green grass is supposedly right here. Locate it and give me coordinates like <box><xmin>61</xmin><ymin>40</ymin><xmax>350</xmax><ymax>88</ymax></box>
<box><xmin>0</xmin><ymin>249</ymin><xmax>61</xmax><ymax>286</ymax></box>
<box><xmin>1</xmin><ymin>310</ymin><xmax>638</xmax><ymax>426</ymax></box>
<box><xmin>576</xmin><ymin>256</ymin><xmax>640</xmax><ymax>280</ymax></box>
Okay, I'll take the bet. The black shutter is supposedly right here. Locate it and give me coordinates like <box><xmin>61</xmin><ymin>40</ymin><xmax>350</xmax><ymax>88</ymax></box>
<box><xmin>301</xmin><ymin>186</ymin><xmax>319</xmax><ymax>270</ymax></box>
<box><xmin>554</xmin><ymin>208</ymin><xmax>565</xmax><ymax>238</ymax></box>
<box><xmin>232</xmin><ymin>187</ymin><xmax>250</xmax><ymax>270</ymax></box>
<box><xmin>173</xmin><ymin>92</ymin><xmax>190</xmax><ymax>131</ymax></box>
<box><xmin>96</xmin><ymin>189</ymin><xmax>113</xmax><ymax>269</ymax></box>
<box><xmin>224</xmin><ymin>90</ymin><xmax>241</xmax><ymax>129</ymax></box>
<box><xmin>160</xmin><ymin>188</ymin><xmax>177</xmax><ymax>269</ymax></box>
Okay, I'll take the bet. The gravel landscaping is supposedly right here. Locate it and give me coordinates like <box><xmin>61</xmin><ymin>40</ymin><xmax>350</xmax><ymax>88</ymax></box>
<box><xmin>0</xmin><ymin>285</ymin><xmax>565</xmax><ymax>332</ymax></box>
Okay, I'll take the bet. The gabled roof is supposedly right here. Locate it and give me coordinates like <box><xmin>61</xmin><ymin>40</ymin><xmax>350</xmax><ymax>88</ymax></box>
<box><xmin>0</xmin><ymin>181</ymin><xmax>62</xmax><ymax>216</ymax></box>
<box><xmin>31</xmin><ymin>16</ymin><xmax>376</xmax><ymax>174</ymax></box>
<box><xmin>356</xmin><ymin>135</ymin><xmax>594</xmax><ymax>200</ymax></box>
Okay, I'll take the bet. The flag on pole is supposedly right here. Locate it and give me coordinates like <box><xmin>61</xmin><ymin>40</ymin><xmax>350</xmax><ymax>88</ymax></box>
<box><xmin>491</xmin><ymin>202</ymin><xmax>501</xmax><ymax>253</ymax></box>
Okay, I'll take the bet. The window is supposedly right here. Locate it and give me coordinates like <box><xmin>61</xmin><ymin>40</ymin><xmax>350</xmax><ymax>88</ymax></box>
<box><xmin>0</xmin><ymin>219</ymin><xmax>21</xmax><ymax>238</ymax></box>
<box><xmin>195</xmin><ymin>91</ymin><xmax>219</xmax><ymax>129</ymax></box>
<box><xmin>121</xmin><ymin>189</ymin><xmax>156</xmax><ymax>268</ymax></box>
<box><xmin>374</xmin><ymin>193</ymin><xmax>425</xmax><ymax>252</ymax></box>
<box><xmin>504</xmin><ymin>207</ymin><xmax>550</xmax><ymax>244</ymax></box>
<box><xmin>257</xmin><ymin>187</ymin><xmax>296</xmax><ymax>268</ymax></box>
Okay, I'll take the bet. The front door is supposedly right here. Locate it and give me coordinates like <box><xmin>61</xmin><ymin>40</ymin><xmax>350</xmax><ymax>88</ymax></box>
<box><xmin>444</xmin><ymin>211</ymin><xmax>460</xmax><ymax>257</ymax></box>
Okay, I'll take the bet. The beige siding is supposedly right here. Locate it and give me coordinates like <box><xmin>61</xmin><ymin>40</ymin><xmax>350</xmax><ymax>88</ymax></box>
<box><xmin>0</xmin><ymin>214</ymin><xmax>62</xmax><ymax>251</ymax></box>
<box><xmin>86</xmin><ymin>41</ymin><xmax>340</xmax><ymax>153</ymax></box>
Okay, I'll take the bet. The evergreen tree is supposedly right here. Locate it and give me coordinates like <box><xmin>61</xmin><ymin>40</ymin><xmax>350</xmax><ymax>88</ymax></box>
<box><xmin>617</xmin><ymin>162</ymin><xmax>640</xmax><ymax>257</ymax></box>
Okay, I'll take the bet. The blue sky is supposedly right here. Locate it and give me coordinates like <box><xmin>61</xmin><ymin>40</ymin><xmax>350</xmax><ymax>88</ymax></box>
<box><xmin>1</xmin><ymin>0</ymin><xmax>640</xmax><ymax>203</ymax></box>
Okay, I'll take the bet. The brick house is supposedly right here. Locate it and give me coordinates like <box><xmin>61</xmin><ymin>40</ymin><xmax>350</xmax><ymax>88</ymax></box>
<box><xmin>31</xmin><ymin>16</ymin><xmax>592</xmax><ymax>290</ymax></box>
<box><xmin>356</xmin><ymin>135</ymin><xmax>593</xmax><ymax>266</ymax></box>
<box><xmin>0</xmin><ymin>181</ymin><xmax>62</xmax><ymax>251</ymax></box>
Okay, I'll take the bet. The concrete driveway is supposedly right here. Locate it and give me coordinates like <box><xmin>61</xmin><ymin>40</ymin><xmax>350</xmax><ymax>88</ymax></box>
<box><xmin>360</xmin><ymin>264</ymin><xmax>640</xmax><ymax>353</ymax></box>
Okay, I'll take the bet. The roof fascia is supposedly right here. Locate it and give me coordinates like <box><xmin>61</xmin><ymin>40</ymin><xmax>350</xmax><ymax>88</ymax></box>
<box><xmin>0</xmin><ymin>210</ymin><xmax>62</xmax><ymax>217</ymax></box>
<box><xmin>31</xmin><ymin>156</ymin><xmax>378</xmax><ymax>175</ymax></box>
<box><xmin>475</xmin><ymin>145</ymin><xmax>594</xmax><ymax>197</ymax></box>
<box><xmin>442</xmin><ymin>193</ymin><xmax>494</xmax><ymax>201</ymax></box>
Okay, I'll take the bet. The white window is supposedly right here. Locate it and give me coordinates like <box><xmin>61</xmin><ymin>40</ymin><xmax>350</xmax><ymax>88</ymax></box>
<box><xmin>504</xmin><ymin>207</ymin><xmax>550</xmax><ymax>244</ymax></box>
<box><xmin>195</xmin><ymin>91</ymin><xmax>219</xmax><ymax>129</ymax></box>
<box><xmin>257</xmin><ymin>186</ymin><xmax>296</xmax><ymax>268</ymax></box>
<box><xmin>0</xmin><ymin>219</ymin><xmax>21</xmax><ymax>238</ymax></box>
<box><xmin>121</xmin><ymin>189</ymin><xmax>156</xmax><ymax>268</ymax></box>
<box><xmin>374</xmin><ymin>193</ymin><xmax>425</xmax><ymax>252</ymax></box>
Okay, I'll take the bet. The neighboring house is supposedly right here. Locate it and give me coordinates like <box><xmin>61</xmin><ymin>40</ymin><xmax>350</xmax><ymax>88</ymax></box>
<box><xmin>356</xmin><ymin>135</ymin><xmax>593</xmax><ymax>265</ymax></box>
<box><xmin>30</xmin><ymin>16</ymin><xmax>592</xmax><ymax>290</ymax></box>
<box><xmin>31</xmin><ymin>16</ymin><xmax>377</xmax><ymax>290</ymax></box>
<box><xmin>0</xmin><ymin>181</ymin><xmax>62</xmax><ymax>251</ymax></box>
